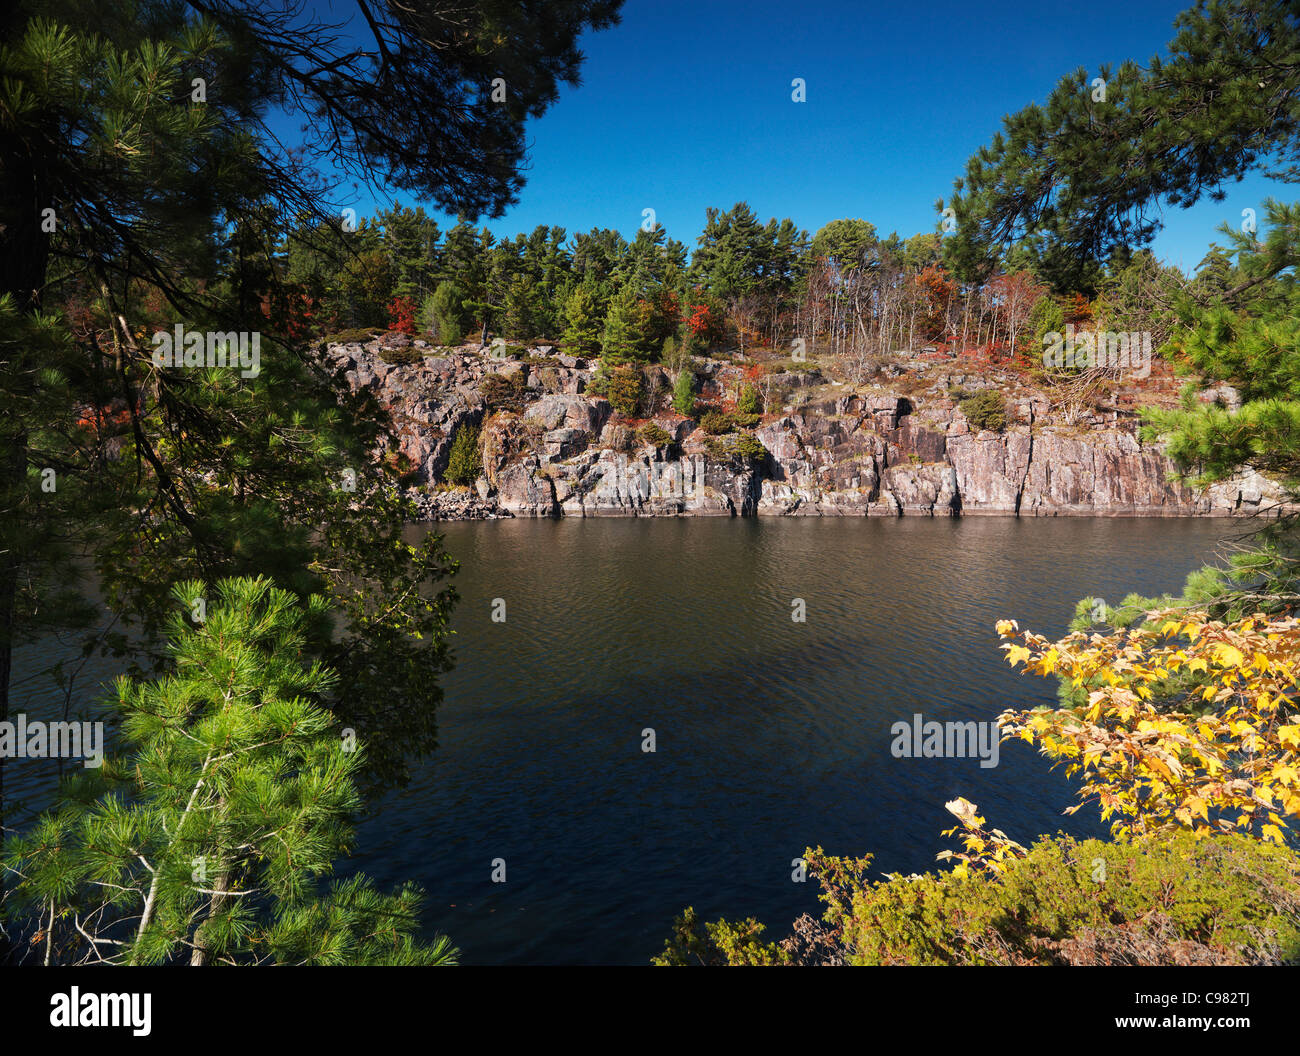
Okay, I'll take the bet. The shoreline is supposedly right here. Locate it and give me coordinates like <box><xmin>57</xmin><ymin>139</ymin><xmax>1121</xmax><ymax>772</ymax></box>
<box><xmin>407</xmin><ymin>493</ymin><xmax>1290</xmax><ymax>522</ymax></box>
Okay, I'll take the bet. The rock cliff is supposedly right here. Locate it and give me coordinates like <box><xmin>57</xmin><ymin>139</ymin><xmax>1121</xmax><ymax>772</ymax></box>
<box><xmin>324</xmin><ymin>336</ymin><xmax>1290</xmax><ymax>520</ymax></box>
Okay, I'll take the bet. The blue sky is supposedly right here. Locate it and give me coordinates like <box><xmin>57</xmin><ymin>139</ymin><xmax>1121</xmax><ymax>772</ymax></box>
<box><xmin>324</xmin><ymin>0</ymin><xmax>1294</xmax><ymax>274</ymax></box>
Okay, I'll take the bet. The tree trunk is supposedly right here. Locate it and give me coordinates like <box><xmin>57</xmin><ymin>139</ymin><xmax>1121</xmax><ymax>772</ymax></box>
<box><xmin>190</xmin><ymin>871</ymin><xmax>231</xmax><ymax>966</ymax></box>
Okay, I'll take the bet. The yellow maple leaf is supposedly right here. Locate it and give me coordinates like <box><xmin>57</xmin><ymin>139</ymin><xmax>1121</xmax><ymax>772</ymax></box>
<box><xmin>1212</xmin><ymin>643</ymin><xmax>1245</xmax><ymax>668</ymax></box>
<box><xmin>1005</xmin><ymin>645</ymin><xmax>1031</xmax><ymax>668</ymax></box>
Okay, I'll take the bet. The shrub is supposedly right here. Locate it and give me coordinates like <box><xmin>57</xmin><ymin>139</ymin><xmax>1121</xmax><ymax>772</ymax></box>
<box><xmin>700</xmin><ymin>410</ymin><xmax>734</xmax><ymax>435</ymax></box>
<box><xmin>606</xmin><ymin>365</ymin><xmax>643</xmax><ymax>417</ymax></box>
<box><xmin>656</xmin><ymin>828</ymin><xmax>1300</xmax><ymax>966</ymax></box>
<box><xmin>652</xmin><ymin>907</ymin><xmax>789</xmax><ymax>966</ymax></box>
<box><xmin>737</xmin><ymin>383</ymin><xmax>762</xmax><ymax>416</ymax></box>
<box><xmin>383</xmin><ymin>448</ymin><xmax>420</xmax><ymax>487</ymax></box>
<box><xmin>829</xmin><ymin>830</ymin><xmax>1300</xmax><ymax>966</ymax></box>
<box><xmin>378</xmin><ymin>345</ymin><xmax>423</xmax><ymax>367</ymax></box>
<box><xmin>444</xmin><ymin>424</ymin><xmax>482</xmax><ymax>485</ymax></box>
<box><xmin>766</xmin><ymin>359</ymin><xmax>817</xmax><ymax>375</ymax></box>
<box><xmin>702</xmin><ymin>436</ymin><xmax>729</xmax><ymax>461</ymax></box>
<box><xmin>728</xmin><ymin>432</ymin><xmax>767</xmax><ymax>463</ymax></box>
<box><xmin>959</xmin><ymin>390</ymin><xmax>1008</xmax><ymax>432</ymax></box>
<box><xmin>480</xmin><ymin>372</ymin><xmax>526</xmax><ymax>411</ymax></box>
<box><xmin>637</xmin><ymin>422</ymin><xmax>673</xmax><ymax>448</ymax></box>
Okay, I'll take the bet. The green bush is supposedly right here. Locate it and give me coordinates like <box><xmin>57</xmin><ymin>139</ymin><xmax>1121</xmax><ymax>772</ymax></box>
<box><xmin>656</xmin><ymin>831</ymin><xmax>1300</xmax><ymax>966</ymax></box>
<box><xmin>737</xmin><ymin>383</ymin><xmax>762</xmax><ymax>416</ymax></box>
<box><xmin>843</xmin><ymin>832</ymin><xmax>1300</xmax><ymax>966</ymax></box>
<box><xmin>700</xmin><ymin>410</ymin><xmax>734</xmax><ymax>435</ymax></box>
<box><xmin>444</xmin><ymin>424</ymin><xmax>482</xmax><ymax>485</ymax></box>
<box><xmin>1028</xmin><ymin>294</ymin><xmax>1066</xmax><ymax>346</ymax></box>
<box><xmin>728</xmin><ymin>432</ymin><xmax>768</xmax><ymax>463</ymax></box>
<box><xmin>605</xmin><ymin>366</ymin><xmax>643</xmax><ymax>417</ymax></box>
<box><xmin>766</xmin><ymin>359</ymin><xmax>817</xmax><ymax>374</ymax></box>
<box><xmin>959</xmin><ymin>390</ymin><xmax>1008</xmax><ymax>432</ymax></box>
<box><xmin>636</xmin><ymin>422</ymin><xmax>673</xmax><ymax>447</ymax></box>
<box><xmin>652</xmin><ymin>907</ymin><xmax>788</xmax><ymax>966</ymax></box>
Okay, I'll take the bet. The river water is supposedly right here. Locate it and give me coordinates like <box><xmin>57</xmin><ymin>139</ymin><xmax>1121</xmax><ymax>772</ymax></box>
<box><xmin>338</xmin><ymin>517</ymin><xmax>1235</xmax><ymax>965</ymax></box>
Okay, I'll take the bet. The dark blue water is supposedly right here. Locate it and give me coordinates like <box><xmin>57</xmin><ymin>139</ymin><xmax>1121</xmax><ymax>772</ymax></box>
<box><xmin>343</xmin><ymin>517</ymin><xmax>1234</xmax><ymax>965</ymax></box>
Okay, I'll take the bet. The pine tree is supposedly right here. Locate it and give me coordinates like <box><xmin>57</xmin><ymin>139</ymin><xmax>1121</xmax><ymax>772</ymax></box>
<box><xmin>562</xmin><ymin>284</ymin><xmax>604</xmax><ymax>354</ymax></box>
<box><xmin>941</xmin><ymin>0</ymin><xmax>1300</xmax><ymax>293</ymax></box>
<box><xmin>1</xmin><ymin>578</ymin><xmax>458</xmax><ymax>965</ymax></box>
<box><xmin>444</xmin><ymin>424</ymin><xmax>482</xmax><ymax>486</ymax></box>
<box><xmin>0</xmin><ymin>1</ymin><xmax>622</xmax><ymax>873</ymax></box>
<box><xmin>502</xmin><ymin>272</ymin><xmax>542</xmax><ymax>340</ymax></box>
<box><xmin>600</xmin><ymin>283</ymin><xmax>646</xmax><ymax>363</ymax></box>
<box><xmin>672</xmin><ymin>367</ymin><xmax>696</xmax><ymax>417</ymax></box>
<box><xmin>377</xmin><ymin>205</ymin><xmax>441</xmax><ymax>302</ymax></box>
<box><xmin>427</xmin><ymin>281</ymin><xmax>466</xmax><ymax>345</ymax></box>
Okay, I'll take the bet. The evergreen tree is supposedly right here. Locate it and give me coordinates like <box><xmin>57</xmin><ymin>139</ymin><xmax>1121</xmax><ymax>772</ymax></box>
<box><xmin>1139</xmin><ymin>201</ymin><xmax>1300</xmax><ymax>608</ymax></box>
<box><xmin>0</xmin><ymin>0</ymin><xmax>623</xmax><ymax>887</ymax></box>
<box><xmin>1027</xmin><ymin>294</ymin><xmax>1065</xmax><ymax>347</ymax></box>
<box><xmin>941</xmin><ymin>0</ymin><xmax>1300</xmax><ymax>292</ymax></box>
<box><xmin>672</xmin><ymin>367</ymin><xmax>696</xmax><ymax>417</ymax></box>
<box><xmin>600</xmin><ymin>283</ymin><xmax>647</xmax><ymax>363</ymax></box>
<box><xmin>502</xmin><ymin>272</ymin><xmax>542</xmax><ymax>340</ymax></box>
<box><xmin>562</xmin><ymin>284</ymin><xmax>604</xmax><ymax>354</ymax></box>
<box><xmin>571</xmin><ymin>228</ymin><xmax>630</xmax><ymax>287</ymax></box>
<box><xmin>1</xmin><ymin>578</ymin><xmax>458</xmax><ymax>965</ymax></box>
<box><xmin>427</xmin><ymin>281</ymin><xmax>467</xmax><ymax>345</ymax></box>
<box><xmin>445</xmin><ymin>425</ymin><xmax>482</xmax><ymax>486</ymax></box>
<box><xmin>378</xmin><ymin>205</ymin><xmax>442</xmax><ymax>302</ymax></box>
<box><xmin>810</xmin><ymin>219</ymin><xmax>879</xmax><ymax>273</ymax></box>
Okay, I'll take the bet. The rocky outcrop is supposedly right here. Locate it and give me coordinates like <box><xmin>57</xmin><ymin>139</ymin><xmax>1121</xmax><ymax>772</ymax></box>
<box><xmin>324</xmin><ymin>339</ymin><xmax>1294</xmax><ymax>520</ymax></box>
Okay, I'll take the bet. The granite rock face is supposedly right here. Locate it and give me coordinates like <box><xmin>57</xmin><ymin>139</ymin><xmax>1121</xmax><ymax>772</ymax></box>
<box><xmin>325</xmin><ymin>341</ymin><xmax>1293</xmax><ymax>520</ymax></box>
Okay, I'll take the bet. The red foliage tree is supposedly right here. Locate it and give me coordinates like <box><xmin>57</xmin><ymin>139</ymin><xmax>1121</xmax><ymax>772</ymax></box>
<box><xmin>1063</xmin><ymin>292</ymin><xmax>1094</xmax><ymax>328</ymax></box>
<box><xmin>386</xmin><ymin>295</ymin><xmax>418</xmax><ymax>336</ymax></box>
<box><xmin>913</xmin><ymin>264</ymin><xmax>956</xmax><ymax>340</ymax></box>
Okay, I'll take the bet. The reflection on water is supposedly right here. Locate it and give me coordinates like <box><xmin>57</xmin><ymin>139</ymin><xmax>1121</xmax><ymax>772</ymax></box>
<box><xmin>338</xmin><ymin>517</ymin><xmax>1233</xmax><ymax>965</ymax></box>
